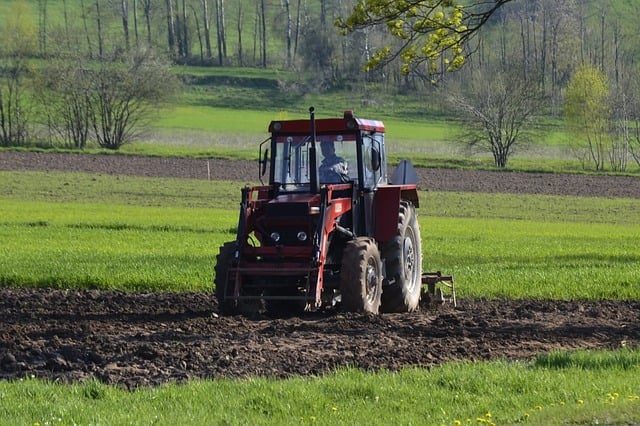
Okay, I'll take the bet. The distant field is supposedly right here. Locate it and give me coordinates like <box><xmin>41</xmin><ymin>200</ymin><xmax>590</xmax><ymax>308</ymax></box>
<box><xmin>2</xmin><ymin>170</ymin><xmax>639</xmax><ymax>298</ymax></box>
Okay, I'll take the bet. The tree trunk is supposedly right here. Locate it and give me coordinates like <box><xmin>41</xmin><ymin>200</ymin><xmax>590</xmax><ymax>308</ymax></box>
<box><xmin>253</xmin><ymin>2</ymin><xmax>258</xmax><ymax>64</ymax></box>
<box><xmin>38</xmin><ymin>0</ymin><xmax>47</xmax><ymax>56</ymax></box>
<box><xmin>182</xmin><ymin>0</ymin><xmax>189</xmax><ymax>58</ymax></box>
<box><xmin>63</xmin><ymin>0</ymin><xmax>70</xmax><ymax>50</ymax></box>
<box><xmin>293</xmin><ymin>0</ymin><xmax>301</xmax><ymax>58</ymax></box>
<box><xmin>236</xmin><ymin>3</ymin><xmax>243</xmax><ymax>65</ymax></box>
<box><xmin>284</xmin><ymin>0</ymin><xmax>292</xmax><ymax>67</ymax></box>
<box><xmin>191</xmin><ymin>5</ymin><xmax>204</xmax><ymax>63</ymax></box>
<box><xmin>166</xmin><ymin>0</ymin><xmax>177</xmax><ymax>57</ymax></box>
<box><xmin>600</xmin><ymin>8</ymin><xmax>605</xmax><ymax>71</ymax></box>
<box><xmin>215</xmin><ymin>0</ymin><xmax>223</xmax><ymax>65</ymax></box>
<box><xmin>142</xmin><ymin>0</ymin><xmax>152</xmax><ymax>45</ymax></box>
<box><xmin>260</xmin><ymin>0</ymin><xmax>267</xmax><ymax>67</ymax></box>
<box><xmin>217</xmin><ymin>0</ymin><xmax>227</xmax><ymax>59</ymax></box>
<box><xmin>121</xmin><ymin>0</ymin><xmax>130</xmax><ymax>51</ymax></box>
<box><xmin>202</xmin><ymin>0</ymin><xmax>212</xmax><ymax>59</ymax></box>
<box><xmin>133</xmin><ymin>0</ymin><xmax>139</xmax><ymax>47</ymax></box>
<box><xmin>81</xmin><ymin>0</ymin><xmax>93</xmax><ymax>59</ymax></box>
<box><xmin>95</xmin><ymin>0</ymin><xmax>104</xmax><ymax>58</ymax></box>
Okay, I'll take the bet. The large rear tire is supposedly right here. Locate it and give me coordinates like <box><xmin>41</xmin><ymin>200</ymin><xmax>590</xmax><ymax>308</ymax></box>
<box><xmin>340</xmin><ymin>237</ymin><xmax>383</xmax><ymax>314</ymax></box>
<box><xmin>380</xmin><ymin>201</ymin><xmax>422</xmax><ymax>313</ymax></box>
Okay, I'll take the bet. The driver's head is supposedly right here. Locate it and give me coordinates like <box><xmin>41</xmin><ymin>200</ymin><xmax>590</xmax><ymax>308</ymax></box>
<box><xmin>320</xmin><ymin>141</ymin><xmax>335</xmax><ymax>157</ymax></box>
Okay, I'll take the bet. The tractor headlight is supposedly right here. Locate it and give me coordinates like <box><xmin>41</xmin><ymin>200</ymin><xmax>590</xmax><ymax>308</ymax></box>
<box><xmin>270</xmin><ymin>232</ymin><xmax>281</xmax><ymax>243</ymax></box>
<box><xmin>296</xmin><ymin>231</ymin><xmax>308</xmax><ymax>242</ymax></box>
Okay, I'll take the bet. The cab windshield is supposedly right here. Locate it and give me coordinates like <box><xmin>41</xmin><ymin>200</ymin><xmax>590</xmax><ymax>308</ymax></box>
<box><xmin>272</xmin><ymin>134</ymin><xmax>357</xmax><ymax>191</ymax></box>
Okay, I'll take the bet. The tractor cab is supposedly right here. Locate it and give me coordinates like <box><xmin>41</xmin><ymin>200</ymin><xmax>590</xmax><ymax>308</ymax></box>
<box><xmin>262</xmin><ymin>110</ymin><xmax>388</xmax><ymax>193</ymax></box>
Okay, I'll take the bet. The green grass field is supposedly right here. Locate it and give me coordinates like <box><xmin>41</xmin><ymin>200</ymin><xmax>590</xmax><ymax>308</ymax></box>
<box><xmin>2</xmin><ymin>2</ymin><xmax>640</xmax><ymax>423</ymax></box>
<box><xmin>1</xmin><ymin>351</ymin><xmax>638</xmax><ymax>425</ymax></box>
<box><xmin>2</xmin><ymin>158</ymin><xmax>640</xmax><ymax>424</ymax></box>
<box><xmin>2</xmin><ymin>170</ymin><xmax>640</xmax><ymax>299</ymax></box>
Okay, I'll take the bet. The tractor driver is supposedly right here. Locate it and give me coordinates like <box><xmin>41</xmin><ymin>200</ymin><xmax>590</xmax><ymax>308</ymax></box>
<box><xmin>319</xmin><ymin>141</ymin><xmax>349</xmax><ymax>183</ymax></box>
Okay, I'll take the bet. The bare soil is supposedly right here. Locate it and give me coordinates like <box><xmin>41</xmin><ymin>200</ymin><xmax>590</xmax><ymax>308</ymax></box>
<box><xmin>1</xmin><ymin>151</ymin><xmax>639</xmax><ymax>389</ymax></box>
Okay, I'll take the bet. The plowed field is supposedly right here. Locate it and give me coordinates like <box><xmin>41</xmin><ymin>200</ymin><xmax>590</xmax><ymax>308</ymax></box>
<box><xmin>1</xmin><ymin>151</ymin><xmax>639</xmax><ymax>388</ymax></box>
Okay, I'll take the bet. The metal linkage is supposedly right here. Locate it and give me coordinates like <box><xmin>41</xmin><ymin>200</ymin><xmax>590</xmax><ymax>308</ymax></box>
<box><xmin>422</xmin><ymin>271</ymin><xmax>456</xmax><ymax>307</ymax></box>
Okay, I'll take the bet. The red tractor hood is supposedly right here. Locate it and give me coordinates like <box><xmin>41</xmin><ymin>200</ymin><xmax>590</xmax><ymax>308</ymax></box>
<box><xmin>266</xmin><ymin>193</ymin><xmax>322</xmax><ymax>216</ymax></box>
<box><xmin>270</xmin><ymin>193</ymin><xmax>321</xmax><ymax>205</ymax></box>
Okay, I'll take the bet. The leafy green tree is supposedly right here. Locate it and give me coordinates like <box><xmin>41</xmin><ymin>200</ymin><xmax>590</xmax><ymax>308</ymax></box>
<box><xmin>336</xmin><ymin>0</ymin><xmax>513</xmax><ymax>77</ymax></box>
<box><xmin>564</xmin><ymin>65</ymin><xmax>610</xmax><ymax>171</ymax></box>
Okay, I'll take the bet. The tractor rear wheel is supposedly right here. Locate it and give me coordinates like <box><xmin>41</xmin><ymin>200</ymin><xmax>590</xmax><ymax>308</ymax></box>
<box><xmin>214</xmin><ymin>241</ymin><xmax>262</xmax><ymax>316</ymax></box>
<box><xmin>380</xmin><ymin>201</ymin><xmax>422</xmax><ymax>313</ymax></box>
<box><xmin>340</xmin><ymin>237</ymin><xmax>383</xmax><ymax>314</ymax></box>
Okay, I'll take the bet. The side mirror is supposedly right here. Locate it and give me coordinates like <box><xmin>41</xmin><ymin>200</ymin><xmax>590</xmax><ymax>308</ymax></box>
<box><xmin>371</xmin><ymin>147</ymin><xmax>381</xmax><ymax>171</ymax></box>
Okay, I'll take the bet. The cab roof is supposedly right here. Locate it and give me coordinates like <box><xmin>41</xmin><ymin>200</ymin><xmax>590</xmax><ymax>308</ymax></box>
<box><xmin>268</xmin><ymin>110</ymin><xmax>385</xmax><ymax>134</ymax></box>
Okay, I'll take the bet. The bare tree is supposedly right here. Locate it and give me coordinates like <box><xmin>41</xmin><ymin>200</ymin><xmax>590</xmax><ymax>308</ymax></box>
<box><xmin>121</xmin><ymin>0</ymin><xmax>130</xmax><ymax>51</ymax></box>
<box><xmin>446</xmin><ymin>67</ymin><xmax>544</xmax><ymax>168</ymax></box>
<box><xmin>39</xmin><ymin>48</ymin><xmax>180</xmax><ymax>150</ymax></box>
<box><xmin>133</xmin><ymin>0</ymin><xmax>139</xmax><ymax>46</ymax></box>
<box><xmin>282</xmin><ymin>0</ymin><xmax>292</xmax><ymax>68</ymax></box>
<box><xmin>190</xmin><ymin>5</ymin><xmax>204</xmax><ymax>62</ymax></box>
<box><xmin>37</xmin><ymin>0</ymin><xmax>48</xmax><ymax>56</ymax></box>
<box><xmin>260</xmin><ymin>0</ymin><xmax>266</xmax><ymax>67</ymax></box>
<box><xmin>202</xmin><ymin>0</ymin><xmax>212</xmax><ymax>59</ymax></box>
<box><xmin>0</xmin><ymin>62</ymin><xmax>30</xmax><ymax>147</ymax></box>
<box><xmin>236</xmin><ymin>3</ymin><xmax>243</xmax><ymax>65</ymax></box>
<box><xmin>212</xmin><ymin>0</ymin><xmax>227</xmax><ymax>65</ymax></box>
<box><xmin>166</xmin><ymin>0</ymin><xmax>177</xmax><ymax>56</ymax></box>
<box><xmin>140</xmin><ymin>0</ymin><xmax>153</xmax><ymax>45</ymax></box>
<box><xmin>182</xmin><ymin>0</ymin><xmax>189</xmax><ymax>58</ymax></box>
<box><xmin>80</xmin><ymin>0</ymin><xmax>94</xmax><ymax>58</ymax></box>
<box><xmin>88</xmin><ymin>48</ymin><xmax>180</xmax><ymax>149</ymax></box>
<box><xmin>0</xmin><ymin>2</ymin><xmax>37</xmax><ymax>146</ymax></box>
<box><xmin>38</xmin><ymin>60</ymin><xmax>92</xmax><ymax>149</ymax></box>
<box><xmin>95</xmin><ymin>0</ymin><xmax>105</xmax><ymax>58</ymax></box>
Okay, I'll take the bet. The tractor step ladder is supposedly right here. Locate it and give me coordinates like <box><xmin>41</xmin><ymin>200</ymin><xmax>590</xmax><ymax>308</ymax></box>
<box><xmin>422</xmin><ymin>272</ymin><xmax>456</xmax><ymax>307</ymax></box>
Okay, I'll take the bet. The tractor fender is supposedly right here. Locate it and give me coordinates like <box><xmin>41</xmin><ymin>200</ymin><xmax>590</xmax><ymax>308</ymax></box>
<box><xmin>374</xmin><ymin>185</ymin><xmax>419</xmax><ymax>242</ymax></box>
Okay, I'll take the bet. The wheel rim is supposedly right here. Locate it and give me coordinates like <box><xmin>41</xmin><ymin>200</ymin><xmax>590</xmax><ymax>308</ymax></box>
<box><xmin>365</xmin><ymin>257</ymin><xmax>379</xmax><ymax>304</ymax></box>
<box><xmin>402</xmin><ymin>228</ymin><xmax>419</xmax><ymax>292</ymax></box>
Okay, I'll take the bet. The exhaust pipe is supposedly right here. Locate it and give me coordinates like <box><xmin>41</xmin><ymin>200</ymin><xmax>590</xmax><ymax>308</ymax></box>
<box><xmin>308</xmin><ymin>106</ymin><xmax>320</xmax><ymax>193</ymax></box>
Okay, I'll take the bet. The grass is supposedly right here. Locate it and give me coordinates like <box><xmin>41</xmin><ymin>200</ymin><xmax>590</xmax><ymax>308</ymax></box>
<box><xmin>141</xmin><ymin>103</ymin><xmax>640</xmax><ymax>174</ymax></box>
<box><xmin>1</xmin><ymin>348</ymin><xmax>639</xmax><ymax>425</ymax></box>
<box><xmin>2</xmin><ymin>170</ymin><xmax>640</xmax><ymax>299</ymax></box>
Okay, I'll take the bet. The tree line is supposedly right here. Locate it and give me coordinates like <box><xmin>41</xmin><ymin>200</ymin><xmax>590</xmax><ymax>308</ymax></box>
<box><xmin>2</xmin><ymin>0</ymin><xmax>640</xmax><ymax>171</ymax></box>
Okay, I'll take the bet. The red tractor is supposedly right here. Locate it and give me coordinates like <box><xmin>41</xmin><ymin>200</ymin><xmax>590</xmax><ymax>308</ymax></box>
<box><xmin>215</xmin><ymin>108</ymin><xmax>452</xmax><ymax>316</ymax></box>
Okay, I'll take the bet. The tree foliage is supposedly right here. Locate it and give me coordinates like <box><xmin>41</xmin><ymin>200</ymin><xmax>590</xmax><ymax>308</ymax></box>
<box><xmin>336</xmin><ymin>0</ymin><xmax>513</xmax><ymax>77</ymax></box>
<box><xmin>564</xmin><ymin>65</ymin><xmax>610</xmax><ymax>171</ymax></box>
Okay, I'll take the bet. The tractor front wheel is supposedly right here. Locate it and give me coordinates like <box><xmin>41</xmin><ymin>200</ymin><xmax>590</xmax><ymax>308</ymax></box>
<box><xmin>380</xmin><ymin>201</ymin><xmax>422</xmax><ymax>313</ymax></box>
<box><xmin>340</xmin><ymin>237</ymin><xmax>383</xmax><ymax>314</ymax></box>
